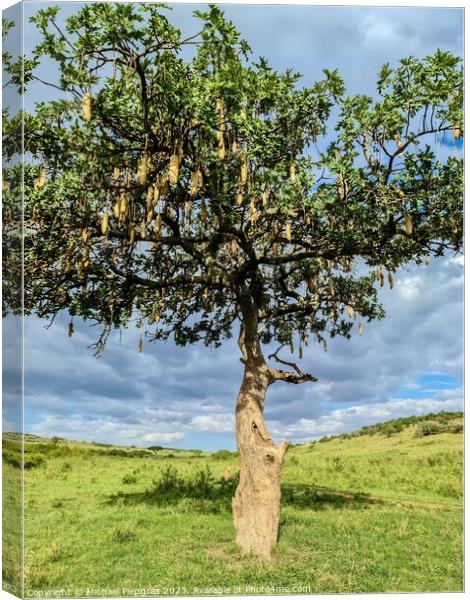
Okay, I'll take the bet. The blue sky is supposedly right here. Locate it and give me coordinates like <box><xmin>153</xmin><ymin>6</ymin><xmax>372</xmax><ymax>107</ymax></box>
<box><xmin>2</xmin><ymin>1</ymin><xmax>464</xmax><ymax>450</ymax></box>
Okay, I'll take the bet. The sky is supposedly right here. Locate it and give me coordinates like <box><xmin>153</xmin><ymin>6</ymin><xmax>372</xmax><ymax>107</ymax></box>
<box><xmin>2</xmin><ymin>1</ymin><xmax>464</xmax><ymax>450</ymax></box>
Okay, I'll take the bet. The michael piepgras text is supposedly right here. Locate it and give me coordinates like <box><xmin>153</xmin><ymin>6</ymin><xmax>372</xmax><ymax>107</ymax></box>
<box><xmin>26</xmin><ymin>583</ymin><xmax>312</xmax><ymax>597</ymax></box>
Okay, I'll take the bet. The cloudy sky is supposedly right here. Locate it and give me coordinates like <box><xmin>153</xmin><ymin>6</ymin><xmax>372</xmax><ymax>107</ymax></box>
<box><xmin>3</xmin><ymin>1</ymin><xmax>464</xmax><ymax>450</ymax></box>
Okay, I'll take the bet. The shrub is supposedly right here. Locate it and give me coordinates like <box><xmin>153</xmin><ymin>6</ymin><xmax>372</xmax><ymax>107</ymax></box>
<box><xmin>415</xmin><ymin>420</ymin><xmax>445</xmax><ymax>437</ymax></box>
<box><xmin>24</xmin><ymin>453</ymin><xmax>45</xmax><ymax>469</ymax></box>
<box><xmin>448</xmin><ymin>419</ymin><xmax>463</xmax><ymax>434</ymax></box>
<box><xmin>122</xmin><ymin>473</ymin><xmax>138</xmax><ymax>485</ymax></box>
<box><xmin>148</xmin><ymin>445</ymin><xmax>163</xmax><ymax>451</ymax></box>
<box><xmin>2</xmin><ymin>448</ymin><xmax>22</xmax><ymax>469</ymax></box>
<box><xmin>211</xmin><ymin>449</ymin><xmax>235</xmax><ymax>460</ymax></box>
<box><xmin>149</xmin><ymin>465</ymin><xmax>238</xmax><ymax>503</ymax></box>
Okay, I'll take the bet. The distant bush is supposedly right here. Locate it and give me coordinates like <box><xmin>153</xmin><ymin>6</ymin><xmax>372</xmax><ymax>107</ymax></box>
<box><xmin>3</xmin><ymin>445</ymin><xmax>22</xmax><ymax>468</ymax></box>
<box><xmin>24</xmin><ymin>453</ymin><xmax>45</xmax><ymax>469</ymax></box>
<box><xmin>448</xmin><ymin>419</ymin><xmax>463</xmax><ymax>434</ymax></box>
<box><xmin>122</xmin><ymin>473</ymin><xmax>138</xmax><ymax>485</ymax></box>
<box><xmin>212</xmin><ymin>450</ymin><xmax>236</xmax><ymax>460</ymax></box>
<box><xmin>148</xmin><ymin>445</ymin><xmax>163</xmax><ymax>451</ymax></box>
<box><xmin>415</xmin><ymin>421</ymin><xmax>445</xmax><ymax>437</ymax></box>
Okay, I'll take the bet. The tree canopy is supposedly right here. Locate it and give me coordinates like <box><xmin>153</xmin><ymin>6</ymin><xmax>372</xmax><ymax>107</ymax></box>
<box><xmin>2</xmin><ymin>2</ymin><xmax>463</xmax><ymax>367</ymax></box>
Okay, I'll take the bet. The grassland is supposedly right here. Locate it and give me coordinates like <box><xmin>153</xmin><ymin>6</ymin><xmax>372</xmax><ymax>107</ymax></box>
<box><xmin>2</xmin><ymin>413</ymin><xmax>463</xmax><ymax>596</ymax></box>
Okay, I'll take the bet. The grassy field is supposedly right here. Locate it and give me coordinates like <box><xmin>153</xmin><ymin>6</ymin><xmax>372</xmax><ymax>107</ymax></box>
<box><xmin>2</xmin><ymin>413</ymin><xmax>463</xmax><ymax>596</ymax></box>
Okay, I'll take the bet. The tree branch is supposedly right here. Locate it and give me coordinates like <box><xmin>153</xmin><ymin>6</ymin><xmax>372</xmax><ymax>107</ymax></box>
<box><xmin>268</xmin><ymin>344</ymin><xmax>318</xmax><ymax>385</ymax></box>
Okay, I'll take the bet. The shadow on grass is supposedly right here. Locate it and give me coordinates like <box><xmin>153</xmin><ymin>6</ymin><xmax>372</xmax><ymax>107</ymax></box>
<box><xmin>105</xmin><ymin>465</ymin><xmax>380</xmax><ymax>513</ymax></box>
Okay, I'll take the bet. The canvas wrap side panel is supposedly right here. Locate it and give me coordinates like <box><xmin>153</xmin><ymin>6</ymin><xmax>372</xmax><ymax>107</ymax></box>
<box><xmin>2</xmin><ymin>2</ymin><xmax>24</xmax><ymax>598</ymax></box>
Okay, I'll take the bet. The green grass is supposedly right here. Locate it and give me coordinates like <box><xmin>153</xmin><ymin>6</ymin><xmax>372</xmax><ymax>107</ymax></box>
<box><xmin>2</xmin><ymin>415</ymin><xmax>463</xmax><ymax>596</ymax></box>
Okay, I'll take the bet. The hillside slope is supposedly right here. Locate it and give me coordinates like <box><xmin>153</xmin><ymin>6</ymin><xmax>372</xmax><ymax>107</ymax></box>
<box><xmin>2</xmin><ymin>412</ymin><xmax>463</xmax><ymax>595</ymax></box>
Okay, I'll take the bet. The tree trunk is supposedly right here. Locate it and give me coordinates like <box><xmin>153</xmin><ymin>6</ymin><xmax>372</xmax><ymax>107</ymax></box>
<box><xmin>232</xmin><ymin>360</ymin><xmax>288</xmax><ymax>560</ymax></box>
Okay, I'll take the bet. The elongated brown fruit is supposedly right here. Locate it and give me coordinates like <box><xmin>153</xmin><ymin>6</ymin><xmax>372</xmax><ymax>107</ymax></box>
<box><xmin>128</xmin><ymin>225</ymin><xmax>135</xmax><ymax>245</ymax></box>
<box><xmin>83</xmin><ymin>91</ymin><xmax>92</xmax><ymax>122</ymax></box>
<box><xmin>236</xmin><ymin>192</ymin><xmax>244</xmax><ymax>206</ymax></box>
<box><xmin>216</xmin><ymin>97</ymin><xmax>224</xmax><ymax>114</ymax></box>
<box><xmin>453</xmin><ymin>123</ymin><xmax>461</xmax><ymax>140</ymax></box>
<box><xmin>347</xmin><ymin>305</ymin><xmax>354</xmax><ymax>318</ymax></box>
<box><xmin>262</xmin><ymin>190</ymin><xmax>269</xmax><ymax>208</ymax></box>
<box><xmin>113</xmin><ymin>200</ymin><xmax>120</xmax><ymax>219</ymax></box>
<box><xmin>119</xmin><ymin>192</ymin><xmax>128</xmax><ymax>216</ymax></box>
<box><xmin>379</xmin><ymin>267</ymin><xmax>384</xmax><ymax>288</ymax></box>
<box><xmin>155</xmin><ymin>213</ymin><xmax>162</xmax><ymax>238</ymax></box>
<box><xmin>101</xmin><ymin>213</ymin><xmax>109</xmax><ymax>235</ymax></box>
<box><xmin>190</xmin><ymin>171</ymin><xmax>201</xmax><ymax>197</ymax></box>
<box><xmin>388</xmin><ymin>271</ymin><xmax>394</xmax><ymax>289</ymax></box>
<box><xmin>35</xmin><ymin>165</ymin><xmax>46</xmax><ymax>189</ymax></box>
<box><xmin>137</xmin><ymin>337</ymin><xmax>143</xmax><ymax>353</ymax></box>
<box><xmin>358</xmin><ymin>322</ymin><xmax>363</xmax><ymax>335</ymax></box>
<box><xmin>230</xmin><ymin>238</ymin><xmax>238</xmax><ymax>256</ymax></box>
<box><xmin>217</xmin><ymin>135</ymin><xmax>226</xmax><ymax>160</ymax></box>
<box><xmin>404</xmin><ymin>212</ymin><xmax>413</xmax><ymax>235</ymax></box>
<box><xmin>136</xmin><ymin>153</ymin><xmax>149</xmax><ymax>186</ymax></box>
<box><xmin>200</xmin><ymin>201</ymin><xmax>208</xmax><ymax>222</ymax></box>
<box><xmin>285</xmin><ymin>222</ymin><xmax>292</xmax><ymax>242</ymax></box>
<box><xmin>393</xmin><ymin>133</ymin><xmax>402</xmax><ymax>155</ymax></box>
<box><xmin>168</xmin><ymin>154</ymin><xmax>180</xmax><ymax>185</ymax></box>
<box><xmin>240</xmin><ymin>156</ymin><xmax>248</xmax><ymax>185</ymax></box>
<box><xmin>289</xmin><ymin>163</ymin><xmax>296</xmax><ymax>183</ymax></box>
<box><xmin>113</xmin><ymin>167</ymin><xmax>120</xmax><ymax>181</ymax></box>
<box><xmin>425</xmin><ymin>255</ymin><xmax>430</xmax><ymax>266</ymax></box>
<box><xmin>329</xmin><ymin>278</ymin><xmax>335</xmax><ymax>297</ymax></box>
<box><xmin>68</xmin><ymin>322</ymin><xmax>74</xmax><ymax>338</ymax></box>
<box><xmin>249</xmin><ymin>198</ymin><xmax>257</xmax><ymax>223</ymax></box>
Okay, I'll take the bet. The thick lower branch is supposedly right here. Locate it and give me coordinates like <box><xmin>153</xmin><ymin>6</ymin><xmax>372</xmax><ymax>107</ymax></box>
<box><xmin>268</xmin><ymin>343</ymin><xmax>318</xmax><ymax>385</ymax></box>
<box><xmin>270</xmin><ymin>368</ymin><xmax>318</xmax><ymax>384</ymax></box>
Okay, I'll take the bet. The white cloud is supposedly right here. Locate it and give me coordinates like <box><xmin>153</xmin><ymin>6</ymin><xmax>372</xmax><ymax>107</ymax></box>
<box><xmin>142</xmin><ymin>432</ymin><xmax>185</xmax><ymax>444</ymax></box>
<box><xmin>189</xmin><ymin>414</ymin><xmax>235</xmax><ymax>434</ymax></box>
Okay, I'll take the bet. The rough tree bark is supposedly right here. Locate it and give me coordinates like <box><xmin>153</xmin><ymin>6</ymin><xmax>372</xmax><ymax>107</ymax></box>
<box><xmin>232</xmin><ymin>293</ymin><xmax>314</xmax><ymax>560</ymax></box>
<box><xmin>232</xmin><ymin>357</ymin><xmax>289</xmax><ymax>560</ymax></box>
